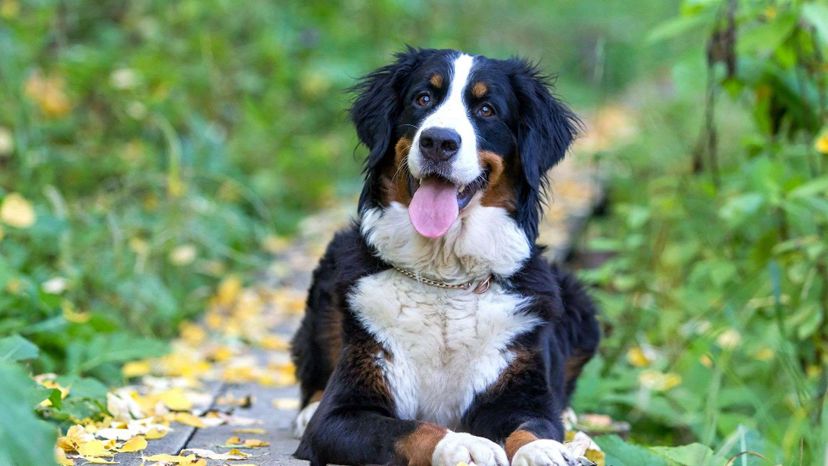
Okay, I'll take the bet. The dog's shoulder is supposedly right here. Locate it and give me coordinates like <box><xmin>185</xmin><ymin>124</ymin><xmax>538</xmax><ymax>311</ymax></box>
<box><xmin>314</xmin><ymin>222</ymin><xmax>389</xmax><ymax>288</ymax></box>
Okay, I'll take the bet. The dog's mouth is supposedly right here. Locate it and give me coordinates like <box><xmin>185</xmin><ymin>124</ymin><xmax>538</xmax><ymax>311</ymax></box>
<box><xmin>406</xmin><ymin>171</ymin><xmax>489</xmax><ymax>239</ymax></box>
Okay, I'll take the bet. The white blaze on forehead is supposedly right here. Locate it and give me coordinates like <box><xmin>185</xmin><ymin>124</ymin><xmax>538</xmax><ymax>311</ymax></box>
<box><xmin>409</xmin><ymin>54</ymin><xmax>481</xmax><ymax>185</ymax></box>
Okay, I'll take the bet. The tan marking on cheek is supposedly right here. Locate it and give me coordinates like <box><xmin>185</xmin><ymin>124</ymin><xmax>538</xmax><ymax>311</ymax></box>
<box><xmin>472</xmin><ymin>81</ymin><xmax>488</xmax><ymax>98</ymax></box>
<box><xmin>380</xmin><ymin>137</ymin><xmax>414</xmax><ymax>206</ymax></box>
<box><xmin>505</xmin><ymin>430</ymin><xmax>539</xmax><ymax>461</ymax></box>
<box><xmin>429</xmin><ymin>74</ymin><xmax>443</xmax><ymax>88</ymax></box>
<box><xmin>479</xmin><ymin>151</ymin><xmax>515</xmax><ymax>210</ymax></box>
<box><xmin>395</xmin><ymin>422</ymin><xmax>447</xmax><ymax>466</ymax></box>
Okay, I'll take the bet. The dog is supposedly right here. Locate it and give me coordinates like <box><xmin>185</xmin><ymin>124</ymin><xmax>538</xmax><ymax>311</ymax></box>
<box><xmin>290</xmin><ymin>47</ymin><xmax>600</xmax><ymax>466</ymax></box>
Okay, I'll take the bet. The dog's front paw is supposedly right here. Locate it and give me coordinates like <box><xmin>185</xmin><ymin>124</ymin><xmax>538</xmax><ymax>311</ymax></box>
<box><xmin>432</xmin><ymin>432</ymin><xmax>508</xmax><ymax>466</ymax></box>
<box><xmin>292</xmin><ymin>401</ymin><xmax>320</xmax><ymax>438</ymax></box>
<box><xmin>511</xmin><ymin>439</ymin><xmax>579</xmax><ymax>466</ymax></box>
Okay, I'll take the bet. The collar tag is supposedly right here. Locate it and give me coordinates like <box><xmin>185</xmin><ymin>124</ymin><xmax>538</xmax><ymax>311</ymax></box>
<box><xmin>473</xmin><ymin>276</ymin><xmax>492</xmax><ymax>294</ymax></box>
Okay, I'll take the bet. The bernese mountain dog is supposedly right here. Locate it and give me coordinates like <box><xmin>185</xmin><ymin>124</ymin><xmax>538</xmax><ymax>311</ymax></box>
<box><xmin>290</xmin><ymin>47</ymin><xmax>601</xmax><ymax>466</ymax></box>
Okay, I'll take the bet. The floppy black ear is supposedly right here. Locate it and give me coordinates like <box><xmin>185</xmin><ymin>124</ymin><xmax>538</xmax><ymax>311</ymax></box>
<box><xmin>350</xmin><ymin>47</ymin><xmax>425</xmax><ymax>212</ymax></box>
<box><xmin>509</xmin><ymin>59</ymin><xmax>581</xmax><ymax>240</ymax></box>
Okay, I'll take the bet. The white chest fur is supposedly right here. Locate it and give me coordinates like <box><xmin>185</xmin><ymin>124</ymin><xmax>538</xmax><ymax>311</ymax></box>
<box><xmin>349</xmin><ymin>270</ymin><xmax>540</xmax><ymax>428</ymax></box>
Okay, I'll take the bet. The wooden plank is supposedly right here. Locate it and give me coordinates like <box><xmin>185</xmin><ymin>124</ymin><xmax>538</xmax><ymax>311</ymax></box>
<box><xmin>103</xmin><ymin>382</ymin><xmax>225</xmax><ymax>466</ymax></box>
<box><xmin>181</xmin><ymin>384</ymin><xmax>305</xmax><ymax>466</ymax></box>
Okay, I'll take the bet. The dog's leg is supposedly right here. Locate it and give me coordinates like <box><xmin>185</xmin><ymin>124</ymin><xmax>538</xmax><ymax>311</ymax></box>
<box><xmin>551</xmin><ymin>265</ymin><xmax>600</xmax><ymax>404</ymax></box>
<box><xmin>294</xmin><ymin>334</ymin><xmax>507</xmax><ymax>466</ymax></box>
<box><xmin>462</xmin><ymin>342</ymin><xmax>580</xmax><ymax>466</ymax></box>
<box><xmin>292</xmin><ymin>391</ymin><xmax>323</xmax><ymax>438</ymax></box>
<box><xmin>291</xmin><ymin>241</ymin><xmax>346</xmax><ymax>408</ymax></box>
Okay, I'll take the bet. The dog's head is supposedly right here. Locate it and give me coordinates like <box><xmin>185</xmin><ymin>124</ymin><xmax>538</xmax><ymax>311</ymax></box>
<box><xmin>352</xmin><ymin>47</ymin><xmax>579</xmax><ymax>241</ymax></box>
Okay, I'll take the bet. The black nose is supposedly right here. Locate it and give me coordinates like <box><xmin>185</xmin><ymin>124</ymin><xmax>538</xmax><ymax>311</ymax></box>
<box><xmin>419</xmin><ymin>127</ymin><xmax>461</xmax><ymax>162</ymax></box>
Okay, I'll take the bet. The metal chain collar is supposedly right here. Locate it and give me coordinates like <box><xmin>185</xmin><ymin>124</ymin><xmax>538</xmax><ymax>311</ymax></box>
<box><xmin>391</xmin><ymin>265</ymin><xmax>492</xmax><ymax>294</ymax></box>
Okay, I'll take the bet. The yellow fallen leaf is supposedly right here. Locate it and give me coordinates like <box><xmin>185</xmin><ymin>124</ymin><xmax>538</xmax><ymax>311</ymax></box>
<box><xmin>57</xmin><ymin>425</ymin><xmax>90</xmax><ymax>452</ymax></box>
<box><xmin>816</xmin><ymin>131</ymin><xmax>828</xmax><ymax>154</ymax></box>
<box><xmin>242</xmin><ymin>438</ymin><xmax>269</xmax><ymax>448</ymax></box>
<box><xmin>215</xmin><ymin>275</ymin><xmax>242</xmax><ymax>307</ymax></box>
<box><xmin>0</xmin><ymin>0</ymin><xmax>19</xmax><ymax>19</ymax></box>
<box><xmin>55</xmin><ymin>446</ymin><xmax>73</xmax><ymax>466</ymax></box>
<box><xmin>227</xmin><ymin>448</ymin><xmax>252</xmax><ymax>458</ymax></box>
<box><xmin>216</xmin><ymin>393</ymin><xmax>252</xmax><ymax>407</ymax></box>
<box><xmin>226</xmin><ymin>436</ymin><xmax>243</xmax><ymax>445</ymax></box>
<box><xmin>262</xmin><ymin>234</ymin><xmax>289</xmax><ymax>253</ymax></box>
<box><xmin>57</xmin><ymin>436</ymin><xmax>76</xmax><ymax>451</ymax></box>
<box><xmin>179</xmin><ymin>322</ymin><xmax>207</xmax><ymax>345</ymax></box>
<box><xmin>0</xmin><ymin>192</ymin><xmax>36</xmax><ymax>228</ymax></box>
<box><xmin>118</xmin><ymin>435</ymin><xmax>147</xmax><ymax>453</ymax></box>
<box><xmin>146</xmin><ymin>428</ymin><xmax>168</xmax><ymax>440</ymax></box>
<box><xmin>23</xmin><ymin>71</ymin><xmax>72</xmax><ymax>117</ymax></box>
<box><xmin>258</xmin><ymin>334</ymin><xmax>289</xmax><ymax>351</ymax></box>
<box><xmin>625</xmin><ymin>346</ymin><xmax>652</xmax><ymax>368</ymax></box>
<box><xmin>122</xmin><ymin>360</ymin><xmax>152</xmax><ymax>378</ymax></box>
<box><xmin>638</xmin><ymin>370</ymin><xmax>683</xmax><ymax>392</ymax></box>
<box><xmin>77</xmin><ymin>439</ymin><xmax>113</xmax><ymax>457</ymax></box>
<box><xmin>210</xmin><ymin>345</ymin><xmax>234</xmax><ymax>362</ymax></box>
<box><xmin>586</xmin><ymin>448</ymin><xmax>606</xmax><ymax>466</ymax></box>
<box><xmin>172</xmin><ymin>412</ymin><xmax>205</xmax><ymax>428</ymax></box>
<box><xmin>159</xmin><ymin>388</ymin><xmax>193</xmax><ymax>411</ymax></box>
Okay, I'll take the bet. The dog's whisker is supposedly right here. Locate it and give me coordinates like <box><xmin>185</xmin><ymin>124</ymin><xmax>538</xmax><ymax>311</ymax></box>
<box><xmin>392</xmin><ymin>155</ymin><xmax>409</xmax><ymax>182</ymax></box>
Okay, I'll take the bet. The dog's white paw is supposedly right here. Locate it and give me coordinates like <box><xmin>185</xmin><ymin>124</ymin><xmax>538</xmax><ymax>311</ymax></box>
<box><xmin>292</xmin><ymin>400</ymin><xmax>320</xmax><ymax>438</ymax></box>
<box><xmin>432</xmin><ymin>431</ymin><xmax>508</xmax><ymax>466</ymax></box>
<box><xmin>511</xmin><ymin>439</ymin><xmax>578</xmax><ymax>466</ymax></box>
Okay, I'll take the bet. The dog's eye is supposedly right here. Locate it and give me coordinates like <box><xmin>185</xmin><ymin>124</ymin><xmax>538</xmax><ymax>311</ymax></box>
<box><xmin>477</xmin><ymin>103</ymin><xmax>495</xmax><ymax>118</ymax></box>
<box><xmin>415</xmin><ymin>92</ymin><xmax>433</xmax><ymax>108</ymax></box>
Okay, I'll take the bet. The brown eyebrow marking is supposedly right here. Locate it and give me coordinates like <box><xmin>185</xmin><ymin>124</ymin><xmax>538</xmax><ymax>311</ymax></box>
<box><xmin>429</xmin><ymin>73</ymin><xmax>443</xmax><ymax>88</ymax></box>
<box><xmin>472</xmin><ymin>81</ymin><xmax>488</xmax><ymax>98</ymax></box>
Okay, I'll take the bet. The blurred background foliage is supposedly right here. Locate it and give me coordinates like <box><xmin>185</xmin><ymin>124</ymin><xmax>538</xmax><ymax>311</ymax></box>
<box><xmin>0</xmin><ymin>0</ymin><xmax>826</xmax><ymax>464</ymax></box>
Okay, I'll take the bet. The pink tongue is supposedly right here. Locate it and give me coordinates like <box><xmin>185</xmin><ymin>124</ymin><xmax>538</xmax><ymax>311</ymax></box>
<box><xmin>408</xmin><ymin>177</ymin><xmax>459</xmax><ymax>238</ymax></box>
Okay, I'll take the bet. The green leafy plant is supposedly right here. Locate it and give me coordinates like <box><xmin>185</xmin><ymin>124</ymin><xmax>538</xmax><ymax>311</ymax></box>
<box><xmin>577</xmin><ymin>0</ymin><xmax>828</xmax><ymax>464</ymax></box>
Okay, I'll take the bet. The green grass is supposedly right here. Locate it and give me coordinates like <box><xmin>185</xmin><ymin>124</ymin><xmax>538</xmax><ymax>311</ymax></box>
<box><xmin>571</xmin><ymin>2</ymin><xmax>828</xmax><ymax>463</ymax></box>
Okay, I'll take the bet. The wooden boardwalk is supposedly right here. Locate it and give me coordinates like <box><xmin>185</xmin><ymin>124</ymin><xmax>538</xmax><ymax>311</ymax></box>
<box><xmin>67</xmin><ymin>149</ymin><xmax>607</xmax><ymax>465</ymax></box>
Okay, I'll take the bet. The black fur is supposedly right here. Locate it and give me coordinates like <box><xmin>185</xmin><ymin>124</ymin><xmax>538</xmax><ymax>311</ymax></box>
<box><xmin>291</xmin><ymin>48</ymin><xmax>599</xmax><ymax>466</ymax></box>
<box><xmin>292</xmin><ymin>231</ymin><xmax>600</xmax><ymax>466</ymax></box>
<box><xmin>506</xmin><ymin>60</ymin><xmax>582</xmax><ymax>240</ymax></box>
<box><xmin>351</xmin><ymin>47</ymin><xmax>444</xmax><ymax>213</ymax></box>
<box><xmin>349</xmin><ymin>48</ymin><xmax>581</xmax><ymax>240</ymax></box>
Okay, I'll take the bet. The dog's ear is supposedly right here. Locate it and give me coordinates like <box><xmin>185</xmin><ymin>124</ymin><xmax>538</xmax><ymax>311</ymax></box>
<box><xmin>350</xmin><ymin>48</ymin><xmax>424</xmax><ymax>211</ymax></box>
<box><xmin>509</xmin><ymin>59</ymin><xmax>581</xmax><ymax>240</ymax></box>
